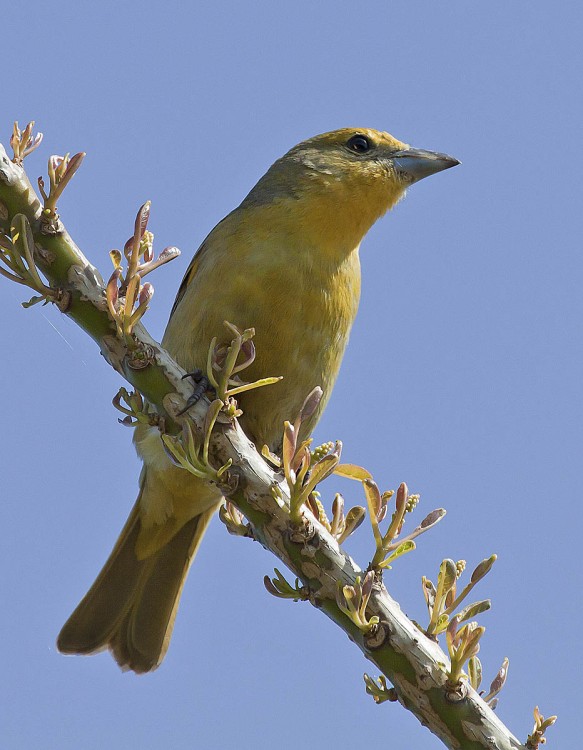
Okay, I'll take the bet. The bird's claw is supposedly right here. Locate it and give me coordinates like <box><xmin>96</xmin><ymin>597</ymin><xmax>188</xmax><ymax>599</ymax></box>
<box><xmin>177</xmin><ymin>368</ymin><xmax>214</xmax><ymax>415</ymax></box>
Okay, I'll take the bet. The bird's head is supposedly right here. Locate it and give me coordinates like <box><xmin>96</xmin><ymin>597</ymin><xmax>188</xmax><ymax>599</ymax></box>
<box><xmin>243</xmin><ymin>128</ymin><xmax>459</xmax><ymax>255</ymax></box>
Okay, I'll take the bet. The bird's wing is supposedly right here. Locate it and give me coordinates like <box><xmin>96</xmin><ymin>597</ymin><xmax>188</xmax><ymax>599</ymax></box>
<box><xmin>168</xmin><ymin>239</ymin><xmax>211</xmax><ymax>318</ymax></box>
<box><xmin>168</xmin><ymin>212</ymin><xmax>235</xmax><ymax>318</ymax></box>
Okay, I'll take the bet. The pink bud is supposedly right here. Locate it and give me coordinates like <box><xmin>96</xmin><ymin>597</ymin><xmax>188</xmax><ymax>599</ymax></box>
<box><xmin>135</xmin><ymin>201</ymin><xmax>151</xmax><ymax>238</ymax></box>
<box><xmin>65</xmin><ymin>152</ymin><xmax>85</xmax><ymax>176</ymax></box>
<box><xmin>299</xmin><ymin>386</ymin><xmax>323</xmax><ymax>421</ymax></box>
<box><xmin>106</xmin><ymin>268</ymin><xmax>121</xmax><ymax>306</ymax></box>
<box><xmin>138</xmin><ymin>282</ymin><xmax>154</xmax><ymax>306</ymax></box>
<box><xmin>159</xmin><ymin>245</ymin><xmax>180</xmax><ymax>260</ymax></box>
<box><xmin>396</xmin><ymin>482</ymin><xmax>408</xmax><ymax>513</ymax></box>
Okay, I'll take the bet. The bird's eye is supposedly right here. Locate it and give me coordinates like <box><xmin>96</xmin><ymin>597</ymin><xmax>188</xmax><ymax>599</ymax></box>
<box><xmin>346</xmin><ymin>135</ymin><xmax>372</xmax><ymax>154</ymax></box>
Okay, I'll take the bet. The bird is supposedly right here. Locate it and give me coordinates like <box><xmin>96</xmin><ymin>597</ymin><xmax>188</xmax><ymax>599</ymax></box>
<box><xmin>57</xmin><ymin>127</ymin><xmax>458</xmax><ymax>673</ymax></box>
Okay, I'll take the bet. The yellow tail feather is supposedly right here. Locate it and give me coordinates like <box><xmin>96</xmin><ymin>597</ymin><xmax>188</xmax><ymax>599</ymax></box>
<box><xmin>57</xmin><ymin>484</ymin><xmax>218</xmax><ymax>673</ymax></box>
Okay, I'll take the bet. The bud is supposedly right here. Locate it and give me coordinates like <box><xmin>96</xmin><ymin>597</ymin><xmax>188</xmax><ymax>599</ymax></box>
<box><xmin>135</xmin><ymin>200</ymin><xmax>151</xmax><ymax>239</ymax></box>
<box><xmin>138</xmin><ymin>281</ymin><xmax>154</xmax><ymax>306</ymax></box>
<box><xmin>471</xmin><ymin>554</ymin><xmax>497</xmax><ymax>584</ymax></box>
<box><xmin>300</xmin><ymin>386</ymin><xmax>323</xmax><ymax>419</ymax></box>
<box><xmin>110</xmin><ymin>249</ymin><xmax>122</xmax><ymax>269</ymax></box>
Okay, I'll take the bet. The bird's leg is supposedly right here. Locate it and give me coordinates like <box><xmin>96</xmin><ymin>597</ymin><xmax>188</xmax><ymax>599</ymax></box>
<box><xmin>178</xmin><ymin>368</ymin><xmax>215</xmax><ymax>415</ymax></box>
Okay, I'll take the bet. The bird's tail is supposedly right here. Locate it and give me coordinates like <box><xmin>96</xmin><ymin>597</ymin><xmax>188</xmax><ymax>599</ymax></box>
<box><xmin>57</xmin><ymin>485</ymin><xmax>217</xmax><ymax>673</ymax></box>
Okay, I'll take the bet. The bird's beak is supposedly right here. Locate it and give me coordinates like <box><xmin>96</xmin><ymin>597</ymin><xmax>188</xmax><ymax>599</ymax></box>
<box><xmin>390</xmin><ymin>148</ymin><xmax>460</xmax><ymax>183</ymax></box>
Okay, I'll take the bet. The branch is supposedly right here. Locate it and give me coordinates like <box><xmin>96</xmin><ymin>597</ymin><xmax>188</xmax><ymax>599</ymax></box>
<box><xmin>0</xmin><ymin>131</ymin><xmax>551</xmax><ymax>750</ymax></box>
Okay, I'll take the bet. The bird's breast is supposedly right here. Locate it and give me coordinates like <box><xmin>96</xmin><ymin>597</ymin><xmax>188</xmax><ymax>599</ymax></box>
<box><xmin>164</xmin><ymin>224</ymin><xmax>361</xmax><ymax>451</ymax></box>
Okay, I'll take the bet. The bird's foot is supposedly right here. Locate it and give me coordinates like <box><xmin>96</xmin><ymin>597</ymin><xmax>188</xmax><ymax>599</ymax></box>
<box><xmin>177</xmin><ymin>368</ymin><xmax>215</xmax><ymax>415</ymax></box>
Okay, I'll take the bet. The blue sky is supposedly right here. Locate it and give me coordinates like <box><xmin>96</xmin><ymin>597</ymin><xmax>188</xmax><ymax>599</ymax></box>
<box><xmin>1</xmin><ymin>1</ymin><xmax>580</xmax><ymax>748</ymax></box>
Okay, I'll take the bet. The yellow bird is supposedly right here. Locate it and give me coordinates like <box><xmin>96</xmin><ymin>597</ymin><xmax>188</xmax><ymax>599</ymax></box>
<box><xmin>57</xmin><ymin>128</ymin><xmax>458</xmax><ymax>672</ymax></box>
